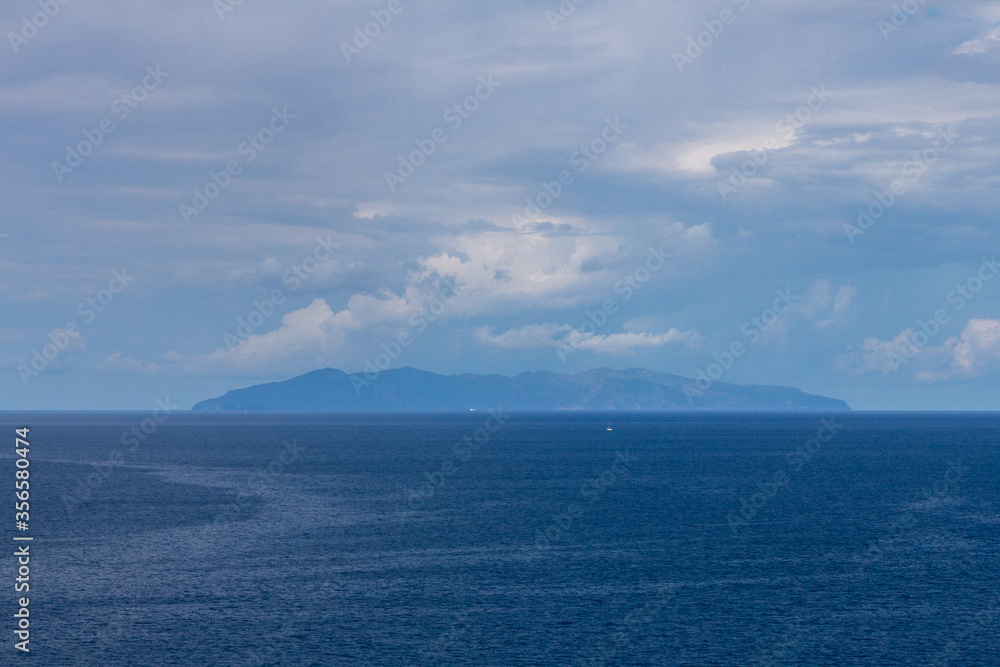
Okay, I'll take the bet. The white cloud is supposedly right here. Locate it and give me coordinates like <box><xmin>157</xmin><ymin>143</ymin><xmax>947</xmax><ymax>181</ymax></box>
<box><xmin>569</xmin><ymin>330</ymin><xmax>701</xmax><ymax>353</ymax></box>
<box><xmin>476</xmin><ymin>323</ymin><xmax>700</xmax><ymax>354</ymax></box>
<box><xmin>159</xmin><ymin>296</ymin><xmax>404</xmax><ymax>376</ymax></box>
<box><xmin>847</xmin><ymin>319</ymin><xmax>1000</xmax><ymax>381</ymax></box>
<box><xmin>97</xmin><ymin>353</ymin><xmax>159</xmax><ymax>375</ymax></box>
<box><xmin>475</xmin><ymin>323</ymin><xmax>571</xmax><ymax>349</ymax></box>
<box><xmin>118</xmin><ymin>221</ymin><xmax>714</xmax><ymax>378</ymax></box>
<box><xmin>851</xmin><ymin>328</ymin><xmax>928</xmax><ymax>375</ymax></box>
<box><xmin>955</xmin><ymin>25</ymin><xmax>1000</xmax><ymax>55</ymax></box>
<box><xmin>917</xmin><ymin>319</ymin><xmax>1000</xmax><ymax>381</ymax></box>
<box><xmin>742</xmin><ymin>280</ymin><xmax>856</xmax><ymax>343</ymax></box>
<box><xmin>815</xmin><ymin>284</ymin><xmax>857</xmax><ymax>329</ymax></box>
<box><xmin>414</xmin><ymin>221</ymin><xmax>712</xmax><ymax>315</ymax></box>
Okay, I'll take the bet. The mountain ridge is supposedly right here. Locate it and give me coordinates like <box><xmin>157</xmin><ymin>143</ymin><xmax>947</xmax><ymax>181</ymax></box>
<box><xmin>191</xmin><ymin>367</ymin><xmax>851</xmax><ymax>412</ymax></box>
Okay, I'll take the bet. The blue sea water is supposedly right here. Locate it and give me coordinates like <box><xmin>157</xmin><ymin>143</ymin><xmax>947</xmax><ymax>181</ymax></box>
<box><xmin>1</xmin><ymin>411</ymin><xmax>998</xmax><ymax>666</ymax></box>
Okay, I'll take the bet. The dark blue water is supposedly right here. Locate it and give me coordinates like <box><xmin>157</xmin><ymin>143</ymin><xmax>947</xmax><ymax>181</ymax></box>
<box><xmin>1</xmin><ymin>412</ymin><xmax>998</xmax><ymax>665</ymax></box>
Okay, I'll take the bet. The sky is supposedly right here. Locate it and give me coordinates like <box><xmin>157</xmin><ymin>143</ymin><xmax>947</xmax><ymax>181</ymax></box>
<box><xmin>1</xmin><ymin>0</ymin><xmax>999</xmax><ymax>410</ymax></box>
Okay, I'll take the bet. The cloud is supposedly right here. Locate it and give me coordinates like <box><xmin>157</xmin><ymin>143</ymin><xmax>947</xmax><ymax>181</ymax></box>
<box><xmin>847</xmin><ymin>319</ymin><xmax>1000</xmax><ymax>381</ymax></box>
<box><xmin>815</xmin><ymin>284</ymin><xmax>857</xmax><ymax>329</ymax></box>
<box><xmin>3</xmin><ymin>0</ymin><xmax>1000</xmax><ymax>410</ymax></box>
<box><xmin>918</xmin><ymin>319</ymin><xmax>1000</xmax><ymax>381</ymax></box>
<box><xmin>411</xmin><ymin>221</ymin><xmax>712</xmax><ymax>315</ymax></box>
<box><xmin>955</xmin><ymin>25</ymin><xmax>1000</xmax><ymax>55</ymax></box>
<box><xmin>849</xmin><ymin>328</ymin><xmax>929</xmax><ymax>375</ymax></box>
<box><xmin>476</xmin><ymin>323</ymin><xmax>700</xmax><ymax>354</ymax></box>
<box><xmin>475</xmin><ymin>323</ymin><xmax>571</xmax><ymax>349</ymax></box>
<box><xmin>0</xmin><ymin>327</ymin><xmax>85</xmax><ymax>371</ymax></box>
<box><xmin>736</xmin><ymin>280</ymin><xmax>856</xmax><ymax>345</ymax></box>
<box><xmin>97</xmin><ymin>353</ymin><xmax>159</xmax><ymax>375</ymax></box>
<box><xmin>160</xmin><ymin>296</ymin><xmax>400</xmax><ymax>377</ymax></box>
<box><xmin>569</xmin><ymin>330</ymin><xmax>701</xmax><ymax>353</ymax></box>
<box><xmin>114</xmin><ymin>221</ymin><xmax>712</xmax><ymax>378</ymax></box>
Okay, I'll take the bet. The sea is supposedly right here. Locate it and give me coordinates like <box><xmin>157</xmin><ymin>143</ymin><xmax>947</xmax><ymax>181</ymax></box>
<box><xmin>1</xmin><ymin>411</ymin><xmax>997</xmax><ymax>666</ymax></box>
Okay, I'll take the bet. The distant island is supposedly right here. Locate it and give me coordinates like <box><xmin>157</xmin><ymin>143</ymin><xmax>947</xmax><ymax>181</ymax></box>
<box><xmin>192</xmin><ymin>367</ymin><xmax>850</xmax><ymax>412</ymax></box>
